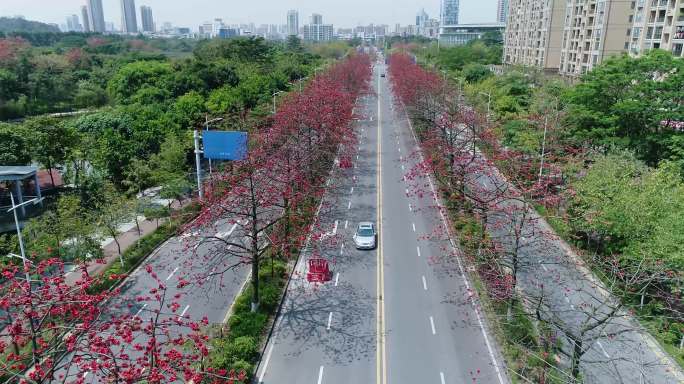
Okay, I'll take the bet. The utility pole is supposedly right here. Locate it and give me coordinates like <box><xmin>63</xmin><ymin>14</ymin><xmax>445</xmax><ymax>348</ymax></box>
<box><xmin>193</xmin><ymin>129</ymin><xmax>203</xmax><ymax>201</ymax></box>
<box><xmin>538</xmin><ymin>114</ymin><xmax>548</xmax><ymax>182</ymax></box>
<box><xmin>479</xmin><ymin>91</ymin><xmax>492</xmax><ymax>124</ymax></box>
<box><xmin>272</xmin><ymin>91</ymin><xmax>283</xmax><ymax>114</ymax></box>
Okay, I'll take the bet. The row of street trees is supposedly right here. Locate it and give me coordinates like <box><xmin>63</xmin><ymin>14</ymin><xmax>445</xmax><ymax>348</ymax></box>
<box><xmin>388</xmin><ymin>51</ymin><xmax>681</xmax><ymax>382</ymax></box>
<box><xmin>0</xmin><ymin>52</ymin><xmax>372</xmax><ymax>383</ymax></box>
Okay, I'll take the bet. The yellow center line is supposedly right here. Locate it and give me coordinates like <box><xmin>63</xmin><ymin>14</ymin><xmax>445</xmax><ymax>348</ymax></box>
<box><xmin>376</xmin><ymin>67</ymin><xmax>387</xmax><ymax>384</ymax></box>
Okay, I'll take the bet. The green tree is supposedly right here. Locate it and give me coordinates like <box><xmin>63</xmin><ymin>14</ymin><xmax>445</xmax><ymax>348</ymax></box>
<box><xmin>24</xmin><ymin>117</ymin><xmax>78</xmax><ymax>187</ymax></box>
<box><xmin>173</xmin><ymin>91</ymin><xmax>206</xmax><ymax>128</ymax></box>
<box><xmin>564</xmin><ymin>50</ymin><xmax>684</xmax><ymax>165</ymax></box>
<box><xmin>107</xmin><ymin>60</ymin><xmax>173</xmax><ymax>104</ymax></box>
<box><xmin>0</xmin><ymin>123</ymin><xmax>30</xmax><ymax>165</ymax></box>
<box><xmin>96</xmin><ymin>183</ymin><xmax>133</xmax><ymax>260</ymax></box>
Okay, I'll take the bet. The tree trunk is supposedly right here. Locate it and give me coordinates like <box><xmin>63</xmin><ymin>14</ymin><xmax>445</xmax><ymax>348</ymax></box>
<box><xmin>48</xmin><ymin>165</ymin><xmax>55</xmax><ymax>189</ymax></box>
<box><xmin>571</xmin><ymin>336</ymin><xmax>583</xmax><ymax>382</ymax></box>
<box><xmin>250</xmin><ymin>176</ymin><xmax>260</xmax><ymax>312</ymax></box>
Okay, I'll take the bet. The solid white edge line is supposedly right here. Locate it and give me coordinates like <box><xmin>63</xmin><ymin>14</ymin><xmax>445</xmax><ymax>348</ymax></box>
<box><xmin>430</xmin><ymin>316</ymin><xmax>436</xmax><ymax>335</ymax></box>
<box><xmin>317</xmin><ymin>366</ymin><xmax>324</xmax><ymax>384</ymax></box>
<box><xmin>258</xmin><ymin>343</ymin><xmax>275</xmax><ymax>383</ymax></box>
<box><xmin>403</xmin><ymin>100</ymin><xmax>506</xmax><ymax>384</ymax></box>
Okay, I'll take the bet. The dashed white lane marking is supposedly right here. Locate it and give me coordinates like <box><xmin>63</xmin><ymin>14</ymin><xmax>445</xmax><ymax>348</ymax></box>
<box><xmin>178</xmin><ymin>305</ymin><xmax>190</xmax><ymax>320</ymax></box>
<box><xmin>398</xmin><ymin>147</ymin><xmax>401</xmax><ymax>152</ymax></box>
<box><xmin>350</xmin><ymin>187</ymin><xmax>354</xmax><ymax>194</ymax></box>
<box><xmin>412</xmin><ymin>222</ymin><xmax>416</xmax><ymax>232</ymax></box>
<box><xmin>344</xmin><ymin>220</ymin><xmax>348</xmax><ymax>229</ymax></box>
<box><xmin>332</xmin><ymin>220</ymin><xmax>338</xmax><ymax>235</ymax></box>
<box><xmin>258</xmin><ymin>344</ymin><xmax>275</xmax><ymax>383</ymax></box>
<box><xmin>417</xmin><ymin>246</ymin><xmax>421</xmax><ymax>257</ymax></box>
<box><xmin>565</xmin><ymin>297</ymin><xmax>570</xmax><ymax>303</ymax></box>
<box><xmin>429</xmin><ymin>316</ymin><xmax>436</xmax><ymax>335</ymax></box>
<box><xmin>596</xmin><ymin>340</ymin><xmax>610</xmax><ymax>358</ymax></box>
<box><xmin>571</xmin><ymin>304</ymin><xmax>576</xmax><ymax>310</ymax></box>
<box><xmin>327</xmin><ymin>312</ymin><xmax>333</xmax><ymax>330</ymax></box>
<box><xmin>166</xmin><ymin>267</ymin><xmax>179</xmax><ymax>281</ymax></box>
<box><xmin>422</xmin><ymin>276</ymin><xmax>427</xmax><ymax>290</ymax></box>
<box><xmin>357</xmin><ymin>154</ymin><xmax>359</xmax><ymax>160</ymax></box>
<box><xmin>401</xmin><ymin>164</ymin><xmax>405</xmax><ymax>171</ymax></box>
<box><xmin>408</xmin><ymin>203</ymin><xmax>413</xmax><ymax>212</ymax></box>
<box><xmin>135</xmin><ymin>303</ymin><xmax>147</xmax><ymax>317</ymax></box>
<box><xmin>348</xmin><ymin>201</ymin><xmax>352</xmax><ymax>210</ymax></box>
<box><xmin>335</xmin><ymin>273</ymin><xmax>340</xmax><ymax>287</ymax></box>
<box><xmin>405</xmin><ymin>188</ymin><xmax>409</xmax><ymax>195</ymax></box>
<box><xmin>340</xmin><ymin>243</ymin><xmax>345</xmax><ymax>255</ymax></box>
<box><xmin>317</xmin><ymin>366</ymin><xmax>324</xmax><ymax>384</ymax></box>
<box><xmin>440</xmin><ymin>372</ymin><xmax>446</xmax><ymax>384</ymax></box>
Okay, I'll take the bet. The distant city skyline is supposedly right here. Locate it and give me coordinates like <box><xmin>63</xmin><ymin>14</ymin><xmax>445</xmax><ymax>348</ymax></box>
<box><xmin>0</xmin><ymin>0</ymin><xmax>498</xmax><ymax>31</ymax></box>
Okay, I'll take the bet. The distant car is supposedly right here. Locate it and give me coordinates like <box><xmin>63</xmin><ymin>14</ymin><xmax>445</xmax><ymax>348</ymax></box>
<box><xmin>353</xmin><ymin>222</ymin><xmax>377</xmax><ymax>250</ymax></box>
<box><xmin>380</xmin><ymin>73</ymin><xmax>386</xmax><ymax>77</ymax></box>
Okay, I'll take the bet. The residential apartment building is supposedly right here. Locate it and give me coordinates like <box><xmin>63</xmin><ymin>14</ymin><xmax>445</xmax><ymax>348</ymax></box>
<box><xmin>140</xmin><ymin>5</ymin><xmax>154</xmax><ymax>32</ymax></box>
<box><xmin>303</xmin><ymin>13</ymin><xmax>333</xmax><ymax>41</ymax></box>
<box><xmin>81</xmin><ymin>6</ymin><xmax>91</xmax><ymax>32</ymax></box>
<box><xmin>87</xmin><ymin>0</ymin><xmax>106</xmax><ymax>33</ymax></box>
<box><xmin>497</xmin><ymin>0</ymin><xmax>509</xmax><ymax>23</ymax></box>
<box><xmin>558</xmin><ymin>0</ymin><xmax>633</xmax><ymax>76</ymax></box>
<box><xmin>303</xmin><ymin>24</ymin><xmax>334</xmax><ymax>41</ymax></box>
<box><xmin>287</xmin><ymin>10</ymin><xmax>299</xmax><ymax>36</ymax></box>
<box><xmin>629</xmin><ymin>0</ymin><xmax>684</xmax><ymax>58</ymax></box>
<box><xmin>120</xmin><ymin>0</ymin><xmax>138</xmax><ymax>34</ymax></box>
<box><xmin>503</xmin><ymin>0</ymin><xmax>566</xmax><ymax>69</ymax></box>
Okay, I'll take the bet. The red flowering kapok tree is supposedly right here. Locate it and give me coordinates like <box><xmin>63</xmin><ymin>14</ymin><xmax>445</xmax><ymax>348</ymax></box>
<box><xmin>187</xmin><ymin>54</ymin><xmax>372</xmax><ymax>311</ymax></box>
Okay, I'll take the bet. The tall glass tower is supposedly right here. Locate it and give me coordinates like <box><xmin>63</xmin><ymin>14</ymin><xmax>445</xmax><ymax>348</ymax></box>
<box><xmin>440</xmin><ymin>0</ymin><xmax>459</xmax><ymax>26</ymax></box>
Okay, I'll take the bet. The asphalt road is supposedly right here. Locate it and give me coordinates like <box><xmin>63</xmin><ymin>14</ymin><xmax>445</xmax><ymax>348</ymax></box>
<box><xmin>52</xmin><ymin>217</ymin><xmax>250</xmax><ymax>382</ymax></box>
<box><xmin>465</xmin><ymin>131</ymin><xmax>684</xmax><ymax>382</ymax></box>
<box><xmin>256</xmin><ymin>56</ymin><xmax>507</xmax><ymax>384</ymax></box>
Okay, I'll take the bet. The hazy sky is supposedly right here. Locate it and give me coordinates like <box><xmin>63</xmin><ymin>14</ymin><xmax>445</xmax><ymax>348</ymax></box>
<box><xmin>0</xmin><ymin>0</ymin><xmax>497</xmax><ymax>30</ymax></box>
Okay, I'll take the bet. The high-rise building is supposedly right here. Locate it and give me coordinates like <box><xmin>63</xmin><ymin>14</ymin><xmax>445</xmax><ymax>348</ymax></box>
<box><xmin>140</xmin><ymin>5</ymin><xmax>154</xmax><ymax>32</ymax></box>
<box><xmin>287</xmin><ymin>10</ymin><xmax>299</xmax><ymax>35</ymax></box>
<box><xmin>87</xmin><ymin>0</ymin><xmax>106</xmax><ymax>32</ymax></box>
<box><xmin>66</xmin><ymin>14</ymin><xmax>82</xmax><ymax>32</ymax></box>
<box><xmin>311</xmin><ymin>13</ymin><xmax>323</xmax><ymax>25</ymax></box>
<box><xmin>558</xmin><ymin>0</ymin><xmax>633</xmax><ymax>76</ymax></box>
<box><xmin>503</xmin><ymin>0</ymin><xmax>565</xmax><ymax>69</ymax></box>
<box><xmin>121</xmin><ymin>0</ymin><xmax>138</xmax><ymax>33</ymax></box>
<box><xmin>81</xmin><ymin>6</ymin><xmax>91</xmax><ymax>32</ymax></box>
<box><xmin>496</xmin><ymin>0</ymin><xmax>509</xmax><ymax>23</ymax></box>
<box><xmin>440</xmin><ymin>0</ymin><xmax>459</xmax><ymax>26</ymax></box>
<box><xmin>303</xmin><ymin>21</ymin><xmax>334</xmax><ymax>41</ymax></box>
<box><xmin>628</xmin><ymin>0</ymin><xmax>684</xmax><ymax>59</ymax></box>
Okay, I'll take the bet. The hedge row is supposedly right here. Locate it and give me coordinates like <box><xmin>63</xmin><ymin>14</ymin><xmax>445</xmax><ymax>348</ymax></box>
<box><xmin>208</xmin><ymin>259</ymin><xmax>288</xmax><ymax>380</ymax></box>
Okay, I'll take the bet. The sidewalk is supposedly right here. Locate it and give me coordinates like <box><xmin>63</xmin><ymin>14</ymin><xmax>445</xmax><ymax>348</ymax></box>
<box><xmin>64</xmin><ymin>198</ymin><xmax>188</xmax><ymax>285</ymax></box>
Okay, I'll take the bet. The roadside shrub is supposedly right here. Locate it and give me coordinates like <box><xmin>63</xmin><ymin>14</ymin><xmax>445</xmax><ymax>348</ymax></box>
<box><xmin>228</xmin><ymin>311</ymin><xmax>267</xmax><ymax>340</ymax></box>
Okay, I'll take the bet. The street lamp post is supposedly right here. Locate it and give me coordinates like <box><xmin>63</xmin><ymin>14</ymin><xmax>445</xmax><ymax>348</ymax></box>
<box><xmin>7</xmin><ymin>192</ymin><xmax>41</xmax><ymax>282</ymax></box>
<box><xmin>272</xmin><ymin>91</ymin><xmax>284</xmax><ymax>114</ymax></box>
<box><xmin>7</xmin><ymin>191</ymin><xmax>42</xmax><ymax>364</ymax></box>
<box><xmin>479</xmin><ymin>91</ymin><xmax>492</xmax><ymax>123</ymax></box>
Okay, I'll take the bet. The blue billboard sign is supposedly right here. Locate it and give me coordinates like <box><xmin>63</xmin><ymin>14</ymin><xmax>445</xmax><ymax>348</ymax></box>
<box><xmin>203</xmin><ymin>131</ymin><xmax>248</xmax><ymax>160</ymax></box>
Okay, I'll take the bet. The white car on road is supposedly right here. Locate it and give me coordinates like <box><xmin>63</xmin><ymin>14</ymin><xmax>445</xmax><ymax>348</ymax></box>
<box><xmin>353</xmin><ymin>222</ymin><xmax>377</xmax><ymax>250</ymax></box>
